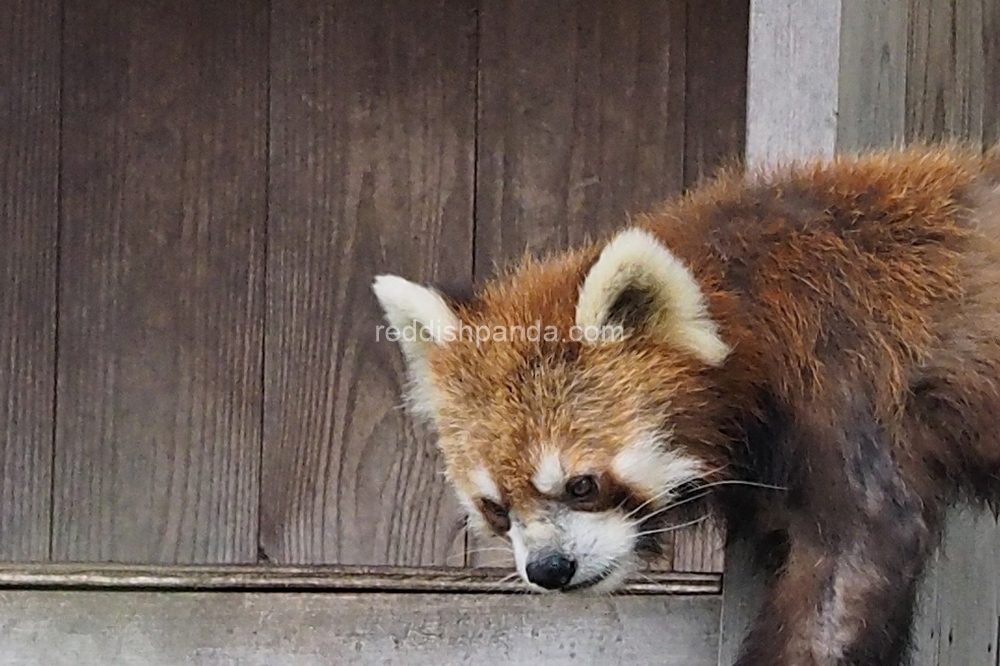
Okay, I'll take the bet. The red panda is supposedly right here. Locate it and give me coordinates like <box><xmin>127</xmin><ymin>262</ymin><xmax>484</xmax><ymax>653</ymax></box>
<box><xmin>372</xmin><ymin>143</ymin><xmax>1000</xmax><ymax>666</ymax></box>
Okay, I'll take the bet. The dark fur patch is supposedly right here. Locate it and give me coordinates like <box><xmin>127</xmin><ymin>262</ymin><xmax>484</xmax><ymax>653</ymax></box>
<box><xmin>606</xmin><ymin>285</ymin><xmax>658</xmax><ymax>332</ymax></box>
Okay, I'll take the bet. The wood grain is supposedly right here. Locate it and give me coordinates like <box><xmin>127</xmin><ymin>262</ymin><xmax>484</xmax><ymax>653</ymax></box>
<box><xmin>0</xmin><ymin>562</ymin><xmax>721</xmax><ymax>595</ymax></box>
<box><xmin>0</xmin><ymin>590</ymin><xmax>723</xmax><ymax>666</ymax></box>
<box><xmin>263</xmin><ymin>0</ymin><xmax>476</xmax><ymax>566</ymax></box>
<box><xmin>673</xmin><ymin>519</ymin><xmax>725</xmax><ymax>573</ymax></box>
<box><xmin>683</xmin><ymin>0</ymin><xmax>749</xmax><ymax>186</ymax></box>
<box><xmin>906</xmin><ymin>0</ymin><xmax>992</xmax><ymax>143</ymax></box>
<box><xmin>0</xmin><ymin>0</ymin><xmax>60</xmax><ymax>562</ymax></box>
<box><xmin>475</xmin><ymin>0</ymin><xmax>688</xmax><ymax>275</ymax></box>
<box><xmin>910</xmin><ymin>509</ymin><xmax>1000</xmax><ymax>666</ymax></box>
<box><xmin>835</xmin><ymin>0</ymin><xmax>909</xmax><ymax>151</ymax></box>
<box><xmin>745</xmin><ymin>0</ymin><xmax>841</xmax><ymax>166</ymax></box>
<box><xmin>986</xmin><ymin>0</ymin><xmax>1000</xmax><ymax>148</ymax></box>
<box><xmin>906</xmin><ymin>0</ymin><xmax>952</xmax><ymax>141</ymax></box>
<box><xmin>716</xmin><ymin>539</ymin><xmax>768</xmax><ymax>666</ymax></box>
<box><xmin>52</xmin><ymin>0</ymin><xmax>267</xmax><ymax>563</ymax></box>
<box><xmin>953</xmin><ymin>0</ymin><xmax>986</xmax><ymax>143</ymax></box>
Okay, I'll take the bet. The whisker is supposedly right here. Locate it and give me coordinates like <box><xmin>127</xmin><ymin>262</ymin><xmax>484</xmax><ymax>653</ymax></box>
<box><xmin>625</xmin><ymin>477</ymin><xmax>787</xmax><ymax>526</ymax></box>
<box><xmin>626</xmin><ymin>490</ymin><xmax>713</xmax><ymax>527</ymax></box>
<box><xmin>447</xmin><ymin>545</ymin><xmax>515</xmax><ymax>567</ymax></box>
<box><xmin>622</xmin><ymin>483</ymin><xmax>685</xmax><ymax>521</ymax></box>
<box><xmin>471</xmin><ymin>570</ymin><xmax>525</xmax><ymax>593</ymax></box>
<box><xmin>632</xmin><ymin>515</ymin><xmax>709</xmax><ymax>539</ymax></box>
<box><xmin>462</xmin><ymin>546</ymin><xmax>514</xmax><ymax>556</ymax></box>
<box><xmin>693</xmin><ymin>478</ymin><xmax>787</xmax><ymax>492</ymax></box>
<box><xmin>497</xmin><ymin>571</ymin><xmax>521</xmax><ymax>584</ymax></box>
<box><xmin>631</xmin><ymin>571</ymin><xmax>660</xmax><ymax>587</ymax></box>
<box><xmin>621</xmin><ymin>464</ymin><xmax>732</xmax><ymax>521</ymax></box>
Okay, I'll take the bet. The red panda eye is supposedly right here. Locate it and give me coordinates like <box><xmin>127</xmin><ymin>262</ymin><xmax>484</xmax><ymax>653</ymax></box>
<box><xmin>566</xmin><ymin>475</ymin><xmax>599</xmax><ymax>501</ymax></box>
<box><xmin>480</xmin><ymin>498</ymin><xmax>506</xmax><ymax>517</ymax></box>
<box><xmin>478</xmin><ymin>498</ymin><xmax>511</xmax><ymax>534</ymax></box>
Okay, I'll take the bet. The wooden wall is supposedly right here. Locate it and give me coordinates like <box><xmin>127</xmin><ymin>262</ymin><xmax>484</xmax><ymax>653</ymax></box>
<box><xmin>746</xmin><ymin>0</ymin><xmax>1000</xmax><ymax>161</ymax></box>
<box><xmin>0</xmin><ymin>0</ymin><xmax>60</xmax><ymax>562</ymax></box>
<box><xmin>0</xmin><ymin>0</ymin><xmax>748</xmax><ymax>573</ymax></box>
<box><xmin>904</xmin><ymin>0</ymin><xmax>999</xmax><ymax>148</ymax></box>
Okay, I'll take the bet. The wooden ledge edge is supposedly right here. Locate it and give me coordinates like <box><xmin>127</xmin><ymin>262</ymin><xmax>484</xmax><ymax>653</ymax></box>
<box><xmin>0</xmin><ymin>563</ymin><xmax>722</xmax><ymax>595</ymax></box>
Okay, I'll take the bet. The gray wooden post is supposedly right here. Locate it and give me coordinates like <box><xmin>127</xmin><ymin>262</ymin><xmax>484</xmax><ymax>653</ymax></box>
<box><xmin>721</xmin><ymin>1</ymin><xmax>1000</xmax><ymax>664</ymax></box>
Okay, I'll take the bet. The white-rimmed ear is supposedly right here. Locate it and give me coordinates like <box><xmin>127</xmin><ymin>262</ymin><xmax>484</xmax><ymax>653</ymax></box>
<box><xmin>372</xmin><ymin>274</ymin><xmax>461</xmax><ymax>416</ymax></box>
<box><xmin>372</xmin><ymin>275</ymin><xmax>460</xmax><ymax>348</ymax></box>
<box><xmin>575</xmin><ymin>228</ymin><xmax>730</xmax><ymax>365</ymax></box>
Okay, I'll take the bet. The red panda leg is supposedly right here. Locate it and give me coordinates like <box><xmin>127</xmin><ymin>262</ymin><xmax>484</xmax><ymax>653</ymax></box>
<box><xmin>732</xmin><ymin>395</ymin><xmax>936</xmax><ymax>665</ymax></box>
<box><xmin>733</xmin><ymin>527</ymin><xmax>930</xmax><ymax>666</ymax></box>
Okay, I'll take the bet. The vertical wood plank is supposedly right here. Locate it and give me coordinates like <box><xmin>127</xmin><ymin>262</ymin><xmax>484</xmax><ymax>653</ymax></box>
<box><xmin>836</xmin><ymin>0</ymin><xmax>909</xmax><ymax>151</ymax></box>
<box><xmin>53</xmin><ymin>0</ymin><xmax>267</xmax><ymax>563</ymax></box>
<box><xmin>716</xmin><ymin>539</ymin><xmax>768</xmax><ymax>666</ymax></box>
<box><xmin>263</xmin><ymin>0</ymin><xmax>476</xmax><ymax>566</ymax></box>
<box><xmin>677</xmin><ymin>0</ymin><xmax>749</xmax><ymax>577</ymax></box>
<box><xmin>745</xmin><ymin>0</ymin><xmax>842</xmax><ymax>166</ymax></box>
<box><xmin>906</xmin><ymin>0</ymin><xmax>989</xmax><ymax>144</ymax></box>
<box><xmin>0</xmin><ymin>0</ymin><xmax>60</xmax><ymax>561</ymax></box>
<box><xmin>910</xmin><ymin>510</ymin><xmax>1000</xmax><ymax>666</ymax></box>
<box><xmin>954</xmin><ymin>0</ymin><xmax>985</xmax><ymax>143</ymax></box>
<box><xmin>984</xmin><ymin>0</ymin><xmax>1000</xmax><ymax>148</ymax></box>
<box><xmin>673</xmin><ymin>519</ymin><xmax>725</xmax><ymax>573</ymax></box>
<box><xmin>730</xmin><ymin>0</ymin><xmax>897</xmax><ymax>661</ymax></box>
<box><xmin>905</xmin><ymin>0</ymin><xmax>948</xmax><ymax>141</ymax></box>
<box><xmin>684</xmin><ymin>0</ymin><xmax>750</xmax><ymax>185</ymax></box>
<box><xmin>475</xmin><ymin>0</ymin><xmax>688</xmax><ymax>275</ymax></box>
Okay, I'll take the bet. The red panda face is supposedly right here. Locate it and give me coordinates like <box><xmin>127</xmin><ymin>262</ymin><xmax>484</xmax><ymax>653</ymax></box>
<box><xmin>374</xmin><ymin>228</ymin><xmax>731</xmax><ymax>592</ymax></box>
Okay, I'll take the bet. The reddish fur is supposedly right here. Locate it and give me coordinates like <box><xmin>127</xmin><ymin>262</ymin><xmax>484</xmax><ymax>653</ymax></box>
<box><xmin>405</xmin><ymin>143</ymin><xmax>1000</xmax><ymax>665</ymax></box>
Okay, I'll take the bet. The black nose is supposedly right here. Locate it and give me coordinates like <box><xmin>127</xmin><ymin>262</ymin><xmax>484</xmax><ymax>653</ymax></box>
<box><xmin>525</xmin><ymin>552</ymin><xmax>577</xmax><ymax>590</ymax></box>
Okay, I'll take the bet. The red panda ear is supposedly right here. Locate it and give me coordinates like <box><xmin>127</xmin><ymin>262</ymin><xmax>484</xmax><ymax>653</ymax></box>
<box><xmin>372</xmin><ymin>274</ymin><xmax>461</xmax><ymax>417</ymax></box>
<box><xmin>575</xmin><ymin>228</ymin><xmax>730</xmax><ymax>366</ymax></box>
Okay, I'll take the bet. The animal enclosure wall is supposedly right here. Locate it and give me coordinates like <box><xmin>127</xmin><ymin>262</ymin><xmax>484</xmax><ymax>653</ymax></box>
<box><xmin>0</xmin><ymin>0</ymin><xmax>747</xmax><ymax>575</ymax></box>
<box><xmin>3</xmin><ymin>1</ymin><xmax>1000</xmax><ymax>665</ymax></box>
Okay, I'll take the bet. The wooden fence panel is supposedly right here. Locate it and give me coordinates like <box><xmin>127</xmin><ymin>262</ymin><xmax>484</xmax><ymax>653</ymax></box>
<box><xmin>907</xmin><ymin>0</ymin><xmax>999</xmax><ymax>145</ymax></box>
<box><xmin>0</xmin><ymin>0</ymin><xmax>60</xmax><ymax>562</ymax></box>
<box><xmin>263</xmin><ymin>0</ymin><xmax>476</xmax><ymax>566</ymax></box>
<box><xmin>475</xmin><ymin>0</ymin><xmax>688</xmax><ymax>274</ymax></box>
<box><xmin>53</xmin><ymin>0</ymin><xmax>268</xmax><ymax>563</ymax></box>
<box><xmin>683</xmin><ymin>0</ymin><xmax>749</xmax><ymax>187</ymax></box>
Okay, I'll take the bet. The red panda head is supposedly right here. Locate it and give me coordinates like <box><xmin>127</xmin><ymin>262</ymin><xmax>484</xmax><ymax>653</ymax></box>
<box><xmin>373</xmin><ymin>228</ymin><xmax>732</xmax><ymax>593</ymax></box>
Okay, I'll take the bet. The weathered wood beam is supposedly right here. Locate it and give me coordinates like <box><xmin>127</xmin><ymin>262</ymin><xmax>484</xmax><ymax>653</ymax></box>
<box><xmin>0</xmin><ymin>562</ymin><xmax>721</xmax><ymax>595</ymax></box>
